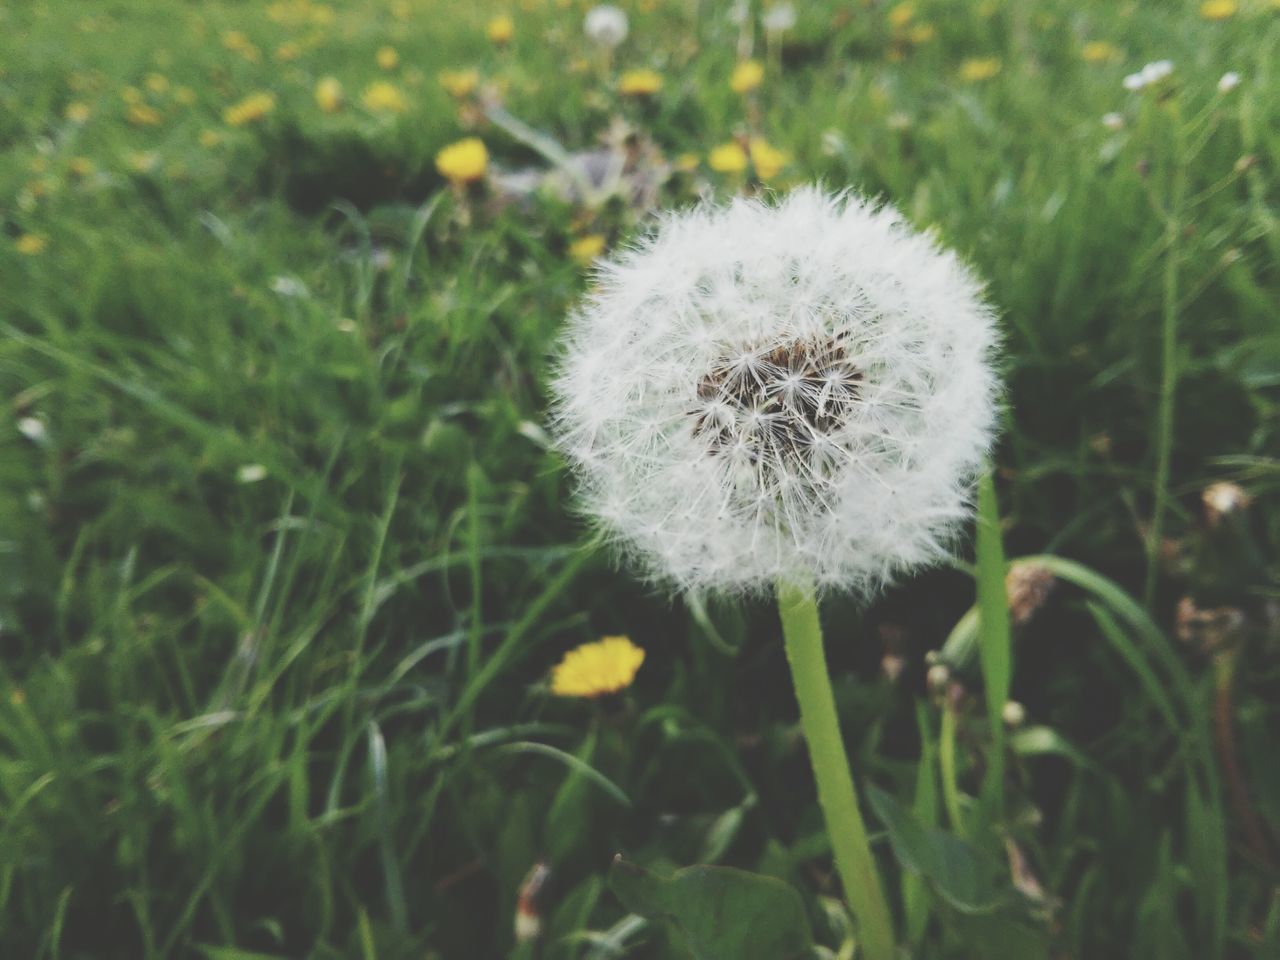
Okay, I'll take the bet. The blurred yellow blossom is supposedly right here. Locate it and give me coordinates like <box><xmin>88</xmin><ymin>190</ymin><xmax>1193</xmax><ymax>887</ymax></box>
<box><xmin>619</xmin><ymin>68</ymin><xmax>663</xmax><ymax>95</ymax></box>
<box><xmin>1199</xmin><ymin>0</ymin><xmax>1237</xmax><ymax>18</ymax></box>
<box><xmin>748</xmin><ymin>138</ymin><xmax>789</xmax><ymax>180</ymax></box>
<box><xmin>708</xmin><ymin>141</ymin><xmax>748</xmax><ymax>173</ymax></box>
<box><xmin>730</xmin><ymin>59</ymin><xmax>764</xmax><ymax>93</ymax></box>
<box><xmin>223</xmin><ymin>92</ymin><xmax>275</xmax><ymax>126</ymax></box>
<box><xmin>222</xmin><ymin>30</ymin><xmax>251</xmax><ymax>50</ymax></box>
<box><xmin>127</xmin><ymin>103</ymin><xmax>163</xmax><ymax>126</ymax></box>
<box><xmin>69</xmin><ymin>157</ymin><xmax>94</xmax><ymax>177</ymax></box>
<box><xmin>487</xmin><ymin>14</ymin><xmax>515</xmax><ymax>44</ymax></box>
<box><xmin>888</xmin><ymin>2</ymin><xmax>915</xmax><ymax>27</ymax></box>
<box><xmin>66</xmin><ymin>102</ymin><xmax>91</xmax><ymax>123</ymax></box>
<box><xmin>362</xmin><ymin>81</ymin><xmax>407</xmax><ymax>113</ymax></box>
<box><xmin>315</xmin><ymin>76</ymin><xmax>343</xmax><ymax>112</ymax></box>
<box><xmin>435</xmin><ymin>137</ymin><xmax>488</xmax><ymax>183</ymax></box>
<box><xmin>121</xmin><ymin>86</ymin><xmax>143</xmax><ymax>104</ymax></box>
<box><xmin>569</xmin><ymin>234</ymin><xmax>606</xmax><ymax>265</ymax></box>
<box><xmin>1081</xmin><ymin>41</ymin><xmax>1121</xmax><ymax>62</ymax></box>
<box><xmin>908</xmin><ymin>23</ymin><xmax>936</xmax><ymax>43</ymax></box>
<box><xmin>199</xmin><ymin>129</ymin><xmax>222</xmax><ymax>148</ymax></box>
<box><xmin>275</xmin><ymin>41</ymin><xmax>302</xmax><ymax>62</ymax></box>
<box><xmin>959</xmin><ymin>57</ymin><xmax>1002</xmax><ymax>81</ymax></box>
<box><xmin>127</xmin><ymin>151</ymin><xmax>160</xmax><ymax>173</ymax></box>
<box><xmin>174</xmin><ymin>86</ymin><xmax>197</xmax><ymax>106</ymax></box>
<box><xmin>377</xmin><ymin>46</ymin><xmax>399</xmax><ymax>70</ymax></box>
<box><xmin>16</xmin><ymin>233</ymin><xmax>47</xmax><ymax>256</ymax></box>
<box><xmin>550</xmin><ymin>636</ymin><xmax>644</xmax><ymax>698</ymax></box>
<box><xmin>146</xmin><ymin>73</ymin><xmax>169</xmax><ymax>94</ymax></box>
<box><xmin>439</xmin><ymin>69</ymin><xmax>480</xmax><ymax>98</ymax></box>
<box><xmin>674</xmin><ymin>152</ymin><xmax>699</xmax><ymax>172</ymax></box>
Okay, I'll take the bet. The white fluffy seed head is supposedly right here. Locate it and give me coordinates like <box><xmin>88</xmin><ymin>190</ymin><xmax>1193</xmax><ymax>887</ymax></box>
<box><xmin>584</xmin><ymin>5</ymin><xmax>629</xmax><ymax>48</ymax></box>
<box><xmin>550</xmin><ymin>187</ymin><xmax>1001</xmax><ymax>597</ymax></box>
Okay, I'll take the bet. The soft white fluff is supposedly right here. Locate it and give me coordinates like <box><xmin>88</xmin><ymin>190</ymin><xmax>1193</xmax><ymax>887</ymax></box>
<box><xmin>550</xmin><ymin>187</ymin><xmax>1001</xmax><ymax>596</ymax></box>
<box><xmin>583</xmin><ymin>5</ymin><xmax>629</xmax><ymax>49</ymax></box>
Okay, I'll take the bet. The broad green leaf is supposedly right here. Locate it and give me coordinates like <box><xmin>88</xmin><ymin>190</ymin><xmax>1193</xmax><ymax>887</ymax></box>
<box><xmin>607</xmin><ymin>857</ymin><xmax>813</xmax><ymax>960</ymax></box>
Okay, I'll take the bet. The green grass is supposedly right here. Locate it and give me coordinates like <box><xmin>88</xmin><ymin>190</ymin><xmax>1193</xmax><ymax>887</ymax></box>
<box><xmin>1</xmin><ymin>0</ymin><xmax>1278</xmax><ymax>957</ymax></box>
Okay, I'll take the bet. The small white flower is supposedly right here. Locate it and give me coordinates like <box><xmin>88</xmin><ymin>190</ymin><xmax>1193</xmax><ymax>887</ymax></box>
<box><xmin>17</xmin><ymin>417</ymin><xmax>47</xmax><ymax>443</ymax></box>
<box><xmin>1218</xmin><ymin>71</ymin><xmax>1241</xmax><ymax>93</ymax></box>
<box><xmin>584</xmin><ymin>5</ymin><xmax>628</xmax><ymax>49</ymax></box>
<box><xmin>237</xmin><ymin>464</ymin><xmax>268</xmax><ymax>484</ymax></box>
<box><xmin>1122</xmin><ymin>72</ymin><xmax>1145</xmax><ymax>91</ymax></box>
<box><xmin>269</xmin><ymin>275</ymin><xmax>309</xmax><ymax>298</ymax></box>
<box><xmin>1124</xmin><ymin>59</ymin><xmax>1174</xmax><ymax>91</ymax></box>
<box><xmin>550</xmin><ymin>188</ymin><xmax>1001</xmax><ymax>596</ymax></box>
<box><xmin>763</xmin><ymin>2</ymin><xmax>797</xmax><ymax>32</ymax></box>
<box><xmin>1102</xmin><ymin>112</ymin><xmax>1125</xmax><ymax>130</ymax></box>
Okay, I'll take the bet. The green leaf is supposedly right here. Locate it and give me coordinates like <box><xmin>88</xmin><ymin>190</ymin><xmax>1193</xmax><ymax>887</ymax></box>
<box><xmin>866</xmin><ymin>785</ymin><xmax>1010</xmax><ymax>915</ymax></box>
<box><xmin>607</xmin><ymin>857</ymin><xmax>814</xmax><ymax>960</ymax></box>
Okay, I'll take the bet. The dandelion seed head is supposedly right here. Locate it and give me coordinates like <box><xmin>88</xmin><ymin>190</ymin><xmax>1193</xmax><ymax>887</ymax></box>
<box><xmin>551</xmin><ymin>188</ymin><xmax>1001</xmax><ymax>597</ymax></box>
<box><xmin>584</xmin><ymin>5</ymin><xmax>629</xmax><ymax>48</ymax></box>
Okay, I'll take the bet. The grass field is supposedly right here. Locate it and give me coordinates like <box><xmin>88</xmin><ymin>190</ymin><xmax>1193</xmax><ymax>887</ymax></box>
<box><xmin>2</xmin><ymin>0</ymin><xmax>1279</xmax><ymax>957</ymax></box>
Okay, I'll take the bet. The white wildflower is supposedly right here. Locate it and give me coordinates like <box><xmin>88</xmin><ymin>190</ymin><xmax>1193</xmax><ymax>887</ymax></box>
<box><xmin>550</xmin><ymin>187</ymin><xmax>1000</xmax><ymax>596</ymax></box>
<box><xmin>1125</xmin><ymin>59</ymin><xmax>1174</xmax><ymax>91</ymax></box>
<box><xmin>763</xmin><ymin>2</ymin><xmax>797</xmax><ymax>33</ymax></box>
<box><xmin>584</xmin><ymin>5</ymin><xmax>628</xmax><ymax>49</ymax></box>
<box><xmin>1217</xmin><ymin>71</ymin><xmax>1240</xmax><ymax>93</ymax></box>
<box><xmin>236</xmin><ymin>464</ymin><xmax>268</xmax><ymax>484</ymax></box>
<box><xmin>269</xmin><ymin>275</ymin><xmax>309</xmax><ymax>298</ymax></box>
<box><xmin>17</xmin><ymin>417</ymin><xmax>47</xmax><ymax>443</ymax></box>
<box><xmin>1101</xmin><ymin>112</ymin><xmax>1124</xmax><ymax>130</ymax></box>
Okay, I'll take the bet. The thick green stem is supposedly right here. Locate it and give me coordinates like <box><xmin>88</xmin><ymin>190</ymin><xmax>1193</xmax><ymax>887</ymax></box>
<box><xmin>777</xmin><ymin>580</ymin><xmax>896</xmax><ymax>960</ymax></box>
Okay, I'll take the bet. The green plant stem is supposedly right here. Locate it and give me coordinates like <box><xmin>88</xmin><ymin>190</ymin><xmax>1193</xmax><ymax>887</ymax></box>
<box><xmin>777</xmin><ymin>579</ymin><xmax>895</xmax><ymax>960</ymax></box>
<box><xmin>938</xmin><ymin>701</ymin><xmax>966</xmax><ymax>839</ymax></box>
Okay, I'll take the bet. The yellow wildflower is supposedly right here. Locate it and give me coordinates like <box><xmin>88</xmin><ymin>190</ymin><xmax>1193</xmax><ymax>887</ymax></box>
<box><xmin>65</xmin><ymin>102</ymin><xmax>91</xmax><ymax>123</ymax></box>
<box><xmin>16</xmin><ymin>233</ymin><xmax>47</xmax><ymax>256</ymax></box>
<box><xmin>127</xmin><ymin>151</ymin><xmax>160</xmax><ymax>173</ymax></box>
<box><xmin>1081</xmin><ymin>41</ymin><xmax>1120</xmax><ymax>63</ymax></box>
<box><xmin>959</xmin><ymin>57</ymin><xmax>1002</xmax><ymax>81</ymax></box>
<box><xmin>174</xmin><ymin>86</ymin><xmax>197</xmax><ymax>106</ymax></box>
<box><xmin>377</xmin><ymin>45</ymin><xmax>399</xmax><ymax>70</ymax></box>
<box><xmin>392</xmin><ymin>0</ymin><xmax>412</xmax><ymax>20</ymax></box>
<box><xmin>1199</xmin><ymin>0</ymin><xmax>1237</xmax><ymax>18</ymax></box>
<box><xmin>222</xmin><ymin>92</ymin><xmax>275</xmax><ymax>126</ymax></box>
<box><xmin>674</xmin><ymin>152</ymin><xmax>699</xmax><ymax>172</ymax></box>
<box><xmin>569</xmin><ymin>234</ymin><xmax>606</xmax><ymax>265</ymax></box>
<box><xmin>487</xmin><ymin>14</ymin><xmax>515</xmax><ymax>45</ymax></box>
<box><xmin>550</xmin><ymin>636</ymin><xmax>645</xmax><ymax>698</ymax></box>
<box><xmin>127</xmin><ymin>103</ymin><xmax>163</xmax><ymax>126</ymax></box>
<box><xmin>438</xmin><ymin>68</ymin><xmax>480</xmax><ymax>98</ymax></box>
<box><xmin>908</xmin><ymin>23</ymin><xmax>936</xmax><ymax>43</ymax></box>
<box><xmin>729</xmin><ymin>59</ymin><xmax>765</xmax><ymax>94</ymax></box>
<box><xmin>888</xmin><ymin>2</ymin><xmax>915</xmax><ymax>28</ymax></box>
<box><xmin>708</xmin><ymin>141</ymin><xmax>748</xmax><ymax>173</ymax></box>
<box><xmin>222</xmin><ymin>30</ymin><xmax>251</xmax><ymax>51</ymax></box>
<box><xmin>619</xmin><ymin>68</ymin><xmax>663</xmax><ymax>96</ymax></box>
<box><xmin>435</xmin><ymin>137</ymin><xmax>488</xmax><ymax>183</ymax></box>
<box><xmin>146</xmin><ymin>73</ymin><xmax>169</xmax><ymax>94</ymax></box>
<box><xmin>121</xmin><ymin>86</ymin><xmax>143</xmax><ymax>104</ymax></box>
<box><xmin>315</xmin><ymin>76</ymin><xmax>343</xmax><ymax>112</ymax></box>
<box><xmin>362</xmin><ymin>81</ymin><xmax>407</xmax><ymax>113</ymax></box>
<box><xmin>199</xmin><ymin>129</ymin><xmax>222</xmax><ymax>148</ymax></box>
<box><xmin>276</xmin><ymin>41</ymin><xmax>302</xmax><ymax>62</ymax></box>
<box><xmin>69</xmin><ymin>157</ymin><xmax>94</xmax><ymax>177</ymax></box>
<box><xmin>748</xmin><ymin>138</ymin><xmax>789</xmax><ymax>180</ymax></box>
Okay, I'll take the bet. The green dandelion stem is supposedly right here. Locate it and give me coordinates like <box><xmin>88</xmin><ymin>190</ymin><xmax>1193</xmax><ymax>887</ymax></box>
<box><xmin>777</xmin><ymin>579</ymin><xmax>896</xmax><ymax>960</ymax></box>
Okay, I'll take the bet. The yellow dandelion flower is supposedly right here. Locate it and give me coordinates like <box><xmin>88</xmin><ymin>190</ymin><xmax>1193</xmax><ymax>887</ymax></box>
<box><xmin>174</xmin><ymin>86</ymin><xmax>197</xmax><ymax>106</ymax></box>
<box><xmin>487</xmin><ymin>14</ymin><xmax>515</xmax><ymax>45</ymax></box>
<box><xmin>377</xmin><ymin>45</ymin><xmax>400</xmax><ymax>70</ymax></box>
<box><xmin>311</xmin><ymin>5</ymin><xmax>335</xmax><ymax>25</ymax></box>
<box><xmin>550</xmin><ymin>636</ymin><xmax>645</xmax><ymax>698</ymax></box>
<box><xmin>362</xmin><ymin>81</ymin><xmax>407</xmax><ymax>113</ymax></box>
<box><xmin>127</xmin><ymin>103</ymin><xmax>163</xmax><ymax>126</ymax></box>
<box><xmin>16</xmin><ymin>233</ymin><xmax>47</xmax><ymax>256</ymax></box>
<box><xmin>888</xmin><ymin>2</ymin><xmax>915</xmax><ymax>28</ymax></box>
<box><xmin>959</xmin><ymin>57</ymin><xmax>1001</xmax><ymax>81</ymax></box>
<box><xmin>1199</xmin><ymin>0</ymin><xmax>1237</xmax><ymax>18</ymax></box>
<box><xmin>729</xmin><ymin>59</ymin><xmax>765</xmax><ymax>94</ymax></box>
<box><xmin>748</xmin><ymin>137</ymin><xmax>789</xmax><ymax>180</ymax></box>
<box><xmin>708</xmin><ymin>140</ymin><xmax>748</xmax><ymax>173</ymax></box>
<box><xmin>69</xmin><ymin>156</ymin><xmax>94</xmax><ymax>178</ymax></box>
<box><xmin>121</xmin><ymin>85</ymin><xmax>143</xmax><ymax>104</ymax></box>
<box><xmin>222</xmin><ymin>92</ymin><xmax>275</xmax><ymax>126</ymax></box>
<box><xmin>674</xmin><ymin>152</ymin><xmax>699</xmax><ymax>172</ymax></box>
<box><xmin>619</xmin><ymin>68</ymin><xmax>663</xmax><ymax>96</ymax></box>
<box><xmin>315</xmin><ymin>76</ymin><xmax>343</xmax><ymax>112</ymax></box>
<box><xmin>221</xmin><ymin>30</ymin><xmax>252</xmax><ymax>51</ymax></box>
<box><xmin>276</xmin><ymin>41</ymin><xmax>302</xmax><ymax>62</ymax></box>
<box><xmin>127</xmin><ymin>150</ymin><xmax>160</xmax><ymax>173</ymax></box>
<box><xmin>908</xmin><ymin>23</ymin><xmax>936</xmax><ymax>43</ymax></box>
<box><xmin>1081</xmin><ymin>41</ymin><xmax>1120</xmax><ymax>63</ymax></box>
<box><xmin>569</xmin><ymin>233</ymin><xmax>606</xmax><ymax>265</ymax></box>
<box><xmin>65</xmin><ymin>102</ymin><xmax>91</xmax><ymax>123</ymax></box>
<box><xmin>146</xmin><ymin>73</ymin><xmax>169</xmax><ymax>94</ymax></box>
<box><xmin>435</xmin><ymin>137</ymin><xmax>488</xmax><ymax>183</ymax></box>
<box><xmin>438</xmin><ymin>68</ymin><xmax>480</xmax><ymax>98</ymax></box>
<box><xmin>392</xmin><ymin>0</ymin><xmax>412</xmax><ymax>20</ymax></box>
<box><xmin>199</xmin><ymin>129</ymin><xmax>222</xmax><ymax>148</ymax></box>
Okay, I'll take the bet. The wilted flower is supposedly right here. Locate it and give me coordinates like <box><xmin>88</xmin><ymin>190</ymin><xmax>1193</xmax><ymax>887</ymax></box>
<box><xmin>1217</xmin><ymin>70</ymin><xmax>1241</xmax><ymax>92</ymax></box>
<box><xmin>435</xmin><ymin>137</ymin><xmax>489</xmax><ymax>183</ymax></box>
<box><xmin>362</xmin><ymin>81</ymin><xmax>407</xmax><ymax>113</ymax></box>
<box><xmin>707</xmin><ymin>140</ymin><xmax>748</xmax><ymax>173</ymax></box>
<box><xmin>223</xmin><ymin>92</ymin><xmax>275</xmax><ymax>126</ymax></box>
<box><xmin>584</xmin><ymin>5</ymin><xmax>629</xmax><ymax>48</ymax></box>
<box><xmin>730</xmin><ymin>59</ymin><xmax>765</xmax><ymax>93</ymax></box>
<box><xmin>618</xmin><ymin>68</ymin><xmax>663</xmax><ymax>95</ymax></box>
<box><xmin>315</xmin><ymin>76</ymin><xmax>343</xmax><ymax>112</ymax></box>
<box><xmin>959</xmin><ymin>57</ymin><xmax>1001</xmax><ymax>81</ymax></box>
<box><xmin>551</xmin><ymin>636</ymin><xmax>645</xmax><ymax>697</ymax></box>
<box><xmin>762</xmin><ymin>2</ymin><xmax>797</xmax><ymax>33</ymax></box>
<box><xmin>550</xmin><ymin>188</ymin><xmax>1000</xmax><ymax>594</ymax></box>
<box><xmin>1123</xmin><ymin>59</ymin><xmax>1173</xmax><ymax>91</ymax></box>
<box><xmin>486</xmin><ymin>14</ymin><xmax>515</xmax><ymax>45</ymax></box>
